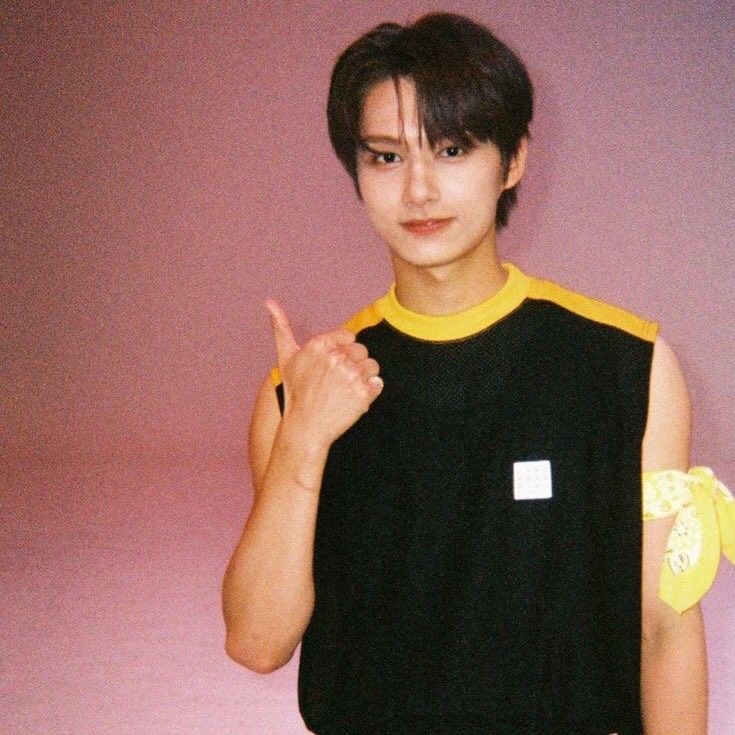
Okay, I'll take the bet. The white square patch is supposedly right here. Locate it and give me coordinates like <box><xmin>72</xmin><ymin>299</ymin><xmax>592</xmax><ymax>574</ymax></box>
<box><xmin>513</xmin><ymin>460</ymin><xmax>553</xmax><ymax>500</ymax></box>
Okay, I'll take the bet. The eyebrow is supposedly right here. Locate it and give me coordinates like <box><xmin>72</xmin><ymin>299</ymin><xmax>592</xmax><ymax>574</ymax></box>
<box><xmin>360</xmin><ymin>135</ymin><xmax>403</xmax><ymax>147</ymax></box>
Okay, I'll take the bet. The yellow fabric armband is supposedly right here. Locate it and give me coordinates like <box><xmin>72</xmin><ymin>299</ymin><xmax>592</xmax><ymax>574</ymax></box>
<box><xmin>643</xmin><ymin>467</ymin><xmax>735</xmax><ymax>614</ymax></box>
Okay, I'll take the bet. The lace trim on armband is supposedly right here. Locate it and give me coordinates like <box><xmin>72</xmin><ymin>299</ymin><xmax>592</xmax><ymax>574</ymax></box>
<box><xmin>642</xmin><ymin>467</ymin><xmax>735</xmax><ymax>613</ymax></box>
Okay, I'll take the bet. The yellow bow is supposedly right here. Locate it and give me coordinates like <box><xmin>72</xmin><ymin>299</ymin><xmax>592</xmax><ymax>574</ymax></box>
<box><xmin>642</xmin><ymin>467</ymin><xmax>735</xmax><ymax>614</ymax></box>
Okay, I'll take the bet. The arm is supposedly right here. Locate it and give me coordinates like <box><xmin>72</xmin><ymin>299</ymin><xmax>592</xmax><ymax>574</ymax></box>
<box><xmin>222</xmin><ymin>301</ymin><xmax>382</xmax><ymax>673</ymax></box>
<box><xmin>640</xmin><ymin>336</ymin><xmax>708</xmax><ymax>734</ymax></box>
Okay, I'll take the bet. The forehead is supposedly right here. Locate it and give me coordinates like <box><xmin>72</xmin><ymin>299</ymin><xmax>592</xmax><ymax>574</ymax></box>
<box><xmin>360</xmin><ymin>77</ymin><xmax>419</xmax><ymax>137</ymax></box>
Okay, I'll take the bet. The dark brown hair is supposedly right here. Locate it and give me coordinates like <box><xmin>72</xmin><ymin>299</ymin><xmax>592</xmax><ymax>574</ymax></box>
<box><xmin>327</xmin><ymin>12</ymin><xmax>533</xmax><ymax>228</ymax></box>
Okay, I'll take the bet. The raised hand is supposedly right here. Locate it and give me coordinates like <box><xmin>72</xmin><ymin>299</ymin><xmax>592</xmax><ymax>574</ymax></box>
<box><xmin>265</xmin><ymin>299</ymin><xmax>383</xmax><ymax>449</ymax></box>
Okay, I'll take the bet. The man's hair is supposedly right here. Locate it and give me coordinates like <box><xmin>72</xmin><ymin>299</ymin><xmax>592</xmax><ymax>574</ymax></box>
<box><xmin>327</xmin><ymin>12</ymin><xmax>533</xmax><ymax>229</ymax></box>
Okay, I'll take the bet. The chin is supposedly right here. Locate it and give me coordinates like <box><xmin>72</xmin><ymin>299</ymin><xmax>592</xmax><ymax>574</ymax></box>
<box><xmin>393</xmin><ymin>249</ymin><xmax>475</xmax><ymax>272</ymax></box>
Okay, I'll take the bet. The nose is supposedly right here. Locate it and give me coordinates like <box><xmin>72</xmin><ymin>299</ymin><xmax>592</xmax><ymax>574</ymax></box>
<box><xmin>402</xmin><ymin>155</ymin><xmax>439</xmax><ymax>207</ymax></box>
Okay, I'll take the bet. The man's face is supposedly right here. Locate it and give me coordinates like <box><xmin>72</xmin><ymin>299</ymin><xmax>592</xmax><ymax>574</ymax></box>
<box><xmin>355</xmin><ymin>77</ymin><xmax>525</xmax><ymax>277</ymax></box>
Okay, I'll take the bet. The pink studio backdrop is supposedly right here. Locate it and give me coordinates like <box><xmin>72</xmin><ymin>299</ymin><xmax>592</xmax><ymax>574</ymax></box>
<box><xmin>2</xmin><ymin>2</ymin><xmax>733</xmax><ymax>733</ymax></box>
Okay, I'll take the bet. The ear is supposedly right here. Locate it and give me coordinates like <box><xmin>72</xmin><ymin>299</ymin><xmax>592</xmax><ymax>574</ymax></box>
<box><xmin>502</xmin><ymin>137</ymin><xmax>528</xmax><ymax>191</ymax></box>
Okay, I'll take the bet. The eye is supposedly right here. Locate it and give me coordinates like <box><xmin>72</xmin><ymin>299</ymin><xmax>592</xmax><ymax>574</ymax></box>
<box><xmin>439</xmin><ymin>144</ymin><xmax>465</xmax><ymax>158</ymax></box>
<box><xmin>373</xmin><ymin>151</ymin><xmax>401</xmax><ymax>165</ymax></box>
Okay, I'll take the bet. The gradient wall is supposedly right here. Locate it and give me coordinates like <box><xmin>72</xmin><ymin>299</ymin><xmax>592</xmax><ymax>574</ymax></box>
<box><xmin>2</xmin><ymin>1</ymin><xmax>733</xmax><ymax>733</ymax></box>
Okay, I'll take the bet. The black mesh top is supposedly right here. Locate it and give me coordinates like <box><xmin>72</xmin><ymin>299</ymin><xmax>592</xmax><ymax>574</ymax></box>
<box><xmin>275</xmin><ymin>265</ymin><xmax>657</xmax><ymax>735</ymax></box>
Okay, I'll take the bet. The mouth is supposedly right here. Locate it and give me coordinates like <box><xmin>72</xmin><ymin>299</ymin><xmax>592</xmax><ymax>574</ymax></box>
<box><xmin>400</xmin><ymin>217</ymin><xmax>455</xmax><ymax>235</ymax></box>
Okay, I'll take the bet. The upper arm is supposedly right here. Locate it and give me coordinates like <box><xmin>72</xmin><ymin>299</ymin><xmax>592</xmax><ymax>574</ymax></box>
<box><xmin>641</xmin><ymin>336</ymin><xmax>695</xmax><ymax>631</ymax></box>
<box><xmin>641</xmin><ymin>335</ymin><xmax>691</xmax><ymax>473</ymax></box>
<box><xmin>248</xmin><ymin>376</ymin><xmax>282</xmax><ymax>496</ymax></box>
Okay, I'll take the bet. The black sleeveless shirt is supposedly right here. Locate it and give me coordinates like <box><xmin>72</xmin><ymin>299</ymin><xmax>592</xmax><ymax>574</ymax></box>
<box><xmin>275</xmin><ymin>264</ymin><xmax>658</xmax><ymax>735</ymax></box>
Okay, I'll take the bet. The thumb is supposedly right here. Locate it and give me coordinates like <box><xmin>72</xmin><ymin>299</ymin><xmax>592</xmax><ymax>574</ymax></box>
<box><xmin>265</xmin><ymin>299</ymin><xmax>300</xmax><ymax>368</ymax></box>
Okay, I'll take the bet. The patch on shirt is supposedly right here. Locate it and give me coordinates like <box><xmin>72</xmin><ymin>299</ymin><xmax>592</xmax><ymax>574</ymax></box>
<box><xmin>513</xmin><ymin>460</ymin><xmax>553</xmax><ymax>500</ymax></box>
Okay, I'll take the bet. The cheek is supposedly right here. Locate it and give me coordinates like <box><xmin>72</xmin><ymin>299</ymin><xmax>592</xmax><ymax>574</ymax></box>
<box><xmin>359</xmin><ymin>192</ymin><xmax>392</xmax><ymax>236</ymax></box>
<box><xmin>448</xmin><ymin>166</ymin><xmax>503</xmax><ymax>209</ymax></box>
<box><xmin>358</xmin><ymin>176</ymin><xmax>396</xmax><ymax>220</ymax></box>
<box><xmin>364</xmin><ymin>205</ymin><xmax>395</xmax><ymax>240</ymax></box>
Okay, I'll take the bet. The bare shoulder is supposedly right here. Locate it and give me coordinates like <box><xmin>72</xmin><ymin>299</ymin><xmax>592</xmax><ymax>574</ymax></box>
<box><xmin>248</xmin><ymin>375</ymin><xmax>281</xmax><ymax>495</ymax></box>
<box><xmin>642</xmin><ymin>335</ymin><xmax>691</xmax><ymax>472</ymax></box>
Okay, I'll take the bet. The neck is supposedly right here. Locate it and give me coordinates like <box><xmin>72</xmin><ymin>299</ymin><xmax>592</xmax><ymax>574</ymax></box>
<box><xmin>392</xmin><ymin>242</ymin><xmax>507</xmax><ymax>315</ymax></box>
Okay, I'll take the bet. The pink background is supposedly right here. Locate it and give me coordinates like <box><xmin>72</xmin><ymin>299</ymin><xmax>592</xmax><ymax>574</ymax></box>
<box><xmin>2</xmin><ymin>2</ymin><xmax>733</xmax><ymax>733</ymax></box>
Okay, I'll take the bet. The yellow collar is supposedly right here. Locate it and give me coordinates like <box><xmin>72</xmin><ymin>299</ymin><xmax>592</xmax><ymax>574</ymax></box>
<box><xmin>377</xmin><ymin>262</ymin><xmax>531</xmax><ymax>341</ymax></box>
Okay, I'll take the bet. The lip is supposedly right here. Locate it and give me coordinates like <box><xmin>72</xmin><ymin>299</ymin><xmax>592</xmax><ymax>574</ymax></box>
<box><xmin>400</xmin><ymin>217</ymin><xmax>455</xmax><ymax>235</ymax></box>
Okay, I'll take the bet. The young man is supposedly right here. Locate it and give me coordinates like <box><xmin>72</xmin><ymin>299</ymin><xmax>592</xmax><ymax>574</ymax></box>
<box><xmin>223</xmin><ymin>13</ymin><xmax>710</xmax><ymax>734</ymax></box>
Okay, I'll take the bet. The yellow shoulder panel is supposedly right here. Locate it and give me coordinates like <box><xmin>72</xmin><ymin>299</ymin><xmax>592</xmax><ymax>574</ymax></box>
<box><xmin>343</xmin><ymin>302</ymin><xmax>384</xmax><ymax>335</ymax></box>
<box><xmin>528</xmin><ymin>277</ymin><xmax>658</xmax><ymax>343</ymax></box>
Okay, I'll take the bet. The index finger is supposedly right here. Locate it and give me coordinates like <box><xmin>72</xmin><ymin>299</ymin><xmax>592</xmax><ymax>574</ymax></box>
<box><xmin>265</xmin><ymin>299</ymin><xmax>300</xmax><ymax>368</ymax></box>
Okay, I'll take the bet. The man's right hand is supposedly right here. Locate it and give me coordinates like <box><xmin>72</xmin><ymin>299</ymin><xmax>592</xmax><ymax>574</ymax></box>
<box><xmin>266</xmin><ymin>299</ymin><xmax>383</xmax><ymax>450</ymax></box>
<box><xmin>224</xmin><ymin>301</ymin><xmax>374</xmax><ymax>671</ymax></box>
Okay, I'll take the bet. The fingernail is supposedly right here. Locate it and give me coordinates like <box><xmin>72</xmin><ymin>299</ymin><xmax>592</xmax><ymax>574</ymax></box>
<box><xmin>368</xmin><ymin>375</ymin><xmax>384</xmax><ymax>389</ymax></box>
